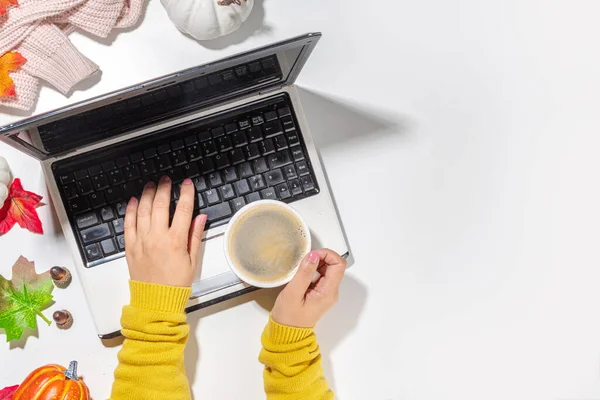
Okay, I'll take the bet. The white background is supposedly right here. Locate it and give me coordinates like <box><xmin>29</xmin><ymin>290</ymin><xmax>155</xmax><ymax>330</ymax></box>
<box><xmin>2</xmin><ymin>0</ymin><xmax>600</xmax><ymax>399</ymax></box>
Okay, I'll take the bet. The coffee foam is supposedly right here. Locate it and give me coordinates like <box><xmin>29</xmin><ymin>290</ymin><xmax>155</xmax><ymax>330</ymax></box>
<box><xmin>228</xmin><ymin>205</ymin><xmax>308</xmax><ymax>283</ymax></box>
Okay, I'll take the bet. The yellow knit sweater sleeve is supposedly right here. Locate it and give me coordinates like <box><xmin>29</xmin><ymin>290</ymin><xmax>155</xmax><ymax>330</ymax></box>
<box><xmin>259</xmin><ymin>317</ymin><xmax>334</xmax><ymax>400</ymax></box>
<box><xmin>110</xmin><ymin>280</ymin><xmax>192</xmax><ymax>400</ymax></box>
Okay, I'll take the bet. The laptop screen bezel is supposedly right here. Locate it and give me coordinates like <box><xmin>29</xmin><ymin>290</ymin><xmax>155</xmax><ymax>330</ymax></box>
<box><xmin>0</xmin><ymin>32</ymin><xmax>321</xmax><ymax>161</ymax></box>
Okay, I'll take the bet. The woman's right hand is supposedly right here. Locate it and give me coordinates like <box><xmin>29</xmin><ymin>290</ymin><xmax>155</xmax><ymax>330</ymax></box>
<box><xmin>271</xmin><ymin>248</ymin><xmax>347</xmax><ymax>328</ymax></box>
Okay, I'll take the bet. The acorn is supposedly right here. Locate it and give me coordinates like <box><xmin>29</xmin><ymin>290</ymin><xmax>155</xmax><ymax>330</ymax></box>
<box><xmin>53</xmin><ymin>310</ymin><xmax>73</xmax><ymax>330</ymax></box>
<box><xmin>50</xmin><ymin>266</ymin><xmax>72</xmax><ymax>288</ymax></box>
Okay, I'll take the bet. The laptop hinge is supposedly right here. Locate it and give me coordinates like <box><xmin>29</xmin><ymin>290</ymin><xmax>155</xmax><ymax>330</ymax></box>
<box><xmin>259</xmin><ymin>85</ymin><xmax>284</xmax><ymax>96</ymax></box>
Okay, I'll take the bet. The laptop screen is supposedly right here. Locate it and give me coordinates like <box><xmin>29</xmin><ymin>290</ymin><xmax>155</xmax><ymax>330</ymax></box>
<box><xmin>0</xmin><ymin>33</ymin><xmax>320</xmax><ymax>160</ymax></box>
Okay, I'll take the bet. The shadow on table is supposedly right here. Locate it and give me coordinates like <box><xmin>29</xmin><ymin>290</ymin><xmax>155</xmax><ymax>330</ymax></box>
<box><xmin>196</xmin><ymin>0</ymin><xmax>272</xmax><ymax>50</ymax></box>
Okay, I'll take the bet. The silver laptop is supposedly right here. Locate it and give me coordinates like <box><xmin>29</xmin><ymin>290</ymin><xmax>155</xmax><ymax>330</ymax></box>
<box><xmin>0</xmin><ymin>33</ymin><xmax>348</xmax><ymax>338</ymax></box>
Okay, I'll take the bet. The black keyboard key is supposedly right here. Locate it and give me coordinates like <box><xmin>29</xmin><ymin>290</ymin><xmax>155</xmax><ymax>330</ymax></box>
<box><xmin>105</xmin><ymin>187</ymin><xmax>123</xmax><ymax>203</ymax></box>
<box><xmin>100</xmin><ymin>238</ymin><xmax>117</xmax><ymax>256</ymax></box>
<box><xmin>157</xmin><ymin>154</ymin><xmax>172</xmax><ymax>170</ymax></box>
<box><xmin>88</xmin><ymin>165</ymin><xmax>103</xmax><ymax>176</ymax></box>
<box><xmin>291</xmin><ymin>148</ymin><xmax>305</xmax><ymax>162</ymax></box>
<box><xmin>265</xmin><ymin>111</ymin><xmax>278</xmax><ymax>122</ymax></box>
<box><xmin>92</xmin><ymin>174</ymin><xmax>110</xmax><ymax>190</ymax></box>
<box><xmin>263</xmin><ymin>120</ymin><xmax>283</xmax><ymax>138</ymax></box>
<box><xmin>231</xmin><ymin>197</ymin><xmax>246</xmax><ymax>213</ymax></box>
<box><xmin>187</xmin><ymin>144</ymin><xmax>202</xmax><ymax>161</ymax></box>
<box><xmin>192</xmin><ymin>176</ymin><xmax>207</xmax><ymax>192</ymax></box>
<box><xmin>215</xmin><ymin>154</ymin><xmax>230</xmax><ymax>169</ymax></box>
<box><xmin>277</xmin><ymin>106</ymin><xmax>291</xmax><ymax>117</ymax></box>
<box><xmin>289</xmin><ymin>179</ymin><xmax>303</xmax><ymax>195</ymax></box>
<box><xmin>248</xmin><ymin>126</ymin><xmax>263</xmax><ymax>142</ymax></box>
<box><xmin>260</xmin><ymin>187</ymin><xmax>277</xmax><ymax>200</ymax></box>
<box><xmin>60</xmin><ymin>172</ymin><xmax>75</xmax><ymax>184</ymax></box>
<box><xmin>250</xmin><ymin>175</ymin><xmax>266</xmax><ymax>190</ymax></box>
<box><xmin>89</xmin><ymin>192</ymin><xmax>106</xmax><ymax>208</ymax></box>
<box><xmin>116</xmin><ymin>157</ymin><xmax>130</xmax><ymax>168</ymax></box>
<box><xmin>246</xmin><ymin>192</ymin><xmax>261</xmax><ymax>203</ymax></box>
<box><xmin>167</xmin><ymin>85</ymin><xmax>182</xmax><ymax>98</ymax></box>
<box><xmin>300</xmin><ymin>175</ymin><xmax>315</xmax><ymax>191</ymax></box>
<box><xmin>209</xmin><ymin>74</ymin><xmax>222</xmax><ymax>86</ymax></box>
<box><xmin>64</xmin><ymin>183</ymin><xmax>78</xmax><ymax>199</ymax></box>
<box><xmin>122</xmin><ymin>181</ymin><xmax>139</xmax><ymax>199</ymax></box>
<box><xmin>239</xmin><ymin>119</ymin><xmax>251</xmax><ymax>130</ymax></box>
<box><xmin>171</xmin><ymin>185</ymin><xmax>179</xmax><ymax>201</ymax></box>
<box><xmin>232</xmin><ymin>131</ymin><xmax>248</xmax><ymax>147</ymax></box>
<box><xmin>115</xmin><ymin>201</ymin><xmax>127</xmax><ymax>217</ymax></box>
<box><xmin>130</xmin><ymin>152</ymin><xmax>144</xmax><ymax>163</ymax></box>
<box><xmin>276</xmin><ymin>183</ymin><xmax>291</xmax><ymax>200</ymax></box>
<box><xmin>239</xmin><ymin>162</ymin><xmax>253</xmax><ymax>178</ymax></box>
<box><xmin>77</xmin><ymin>178</ymin><xmax>94</xmax><ymax>195</ymax></box>
<box><xmin>112</xmin><ymin>218</ymin><xmax>125</xmax><ymax>234</ymax></box>
<box><xmin>183</xmin><ymin>162</ymin><xmax>200</xmax><ymax>178</ymax></box>
<box><xmin>219</xmin><ymin>184</ymin><xmax>235</xmax><ymax>200</ymax></box>
<box><xmin>203</xmin><ymin>202</ymin><xmax>232</xmax><ymax>223</ymax></box>
<box><xmin>235</xmin><ymin>66</ymin><xmax>248</xmax><ymax>77</ymax></box>
<box><xmin>268</xmin><ymin>150</ymin><xmax>292</xmax><ymax>169</ymax></box>
<box><xmin>171</xmin><ymin>139</ymin><xmax>184</xmax><ymax>150</ymax></box>
<box><xmin>123</xmin><ymin>164</ymin><xmax>140</xmax><ymax>180</ymax></box>
<box><xmin>225</xmin><ymin>123</ymin><xmax>238</xmax><ymax>134</ymax></box>
<box><xmin>296</xmin><ymin>160</ymin><xmax>310</xmax><ymax>176</ymax></box>
<box><xmin>260</xmin><ymin>139</ymin><xmax>275</xmax><ymax>156</ymax></box>
<box><xmin>222</xmin><ymin>70</ymin><xmax>235</xmax><ymax>81</ymax></box>
<box><xmin>117</xmin><ymin>234</ymin><xmax>126</xmax><ymax>250</ymax></box>
<box><xmin>274</xmin><ymin>135</ymin><xmax>288</xmax><ymax>150</ymax></box>
<box><xmin>74</xmin><ymin>169</ymin><xmax>88</xmax><ymax>180</ymax></box>
<box><xmin>195</xmin><ymin>77</ymin><xmax>208</xmax><ymax>90</ymax></box>
<box><xmin>70</xmin><ymin>197</ymin><xmax>90</xmax><ymax>213</ymax></box>
<box><xmin>249</xmin><ymin>61</ymin><xmax>261</xmax><ymax>73</ymax></box>
<box><xmin>211</xmin><ymin>127</ymin><xmax>225</xmax><ymax>138</ymax></box>
<box><xmin>262</xmin><ymin>58</ymin><xmax>276</xmax><ymax>70</ymax></box>
<box><xmin>199</xmin><ymin>158</ymin><xmax>215</xmax><ymax>174</ymax></box>
<box><xmin>234</xmin><ymin>179</ymin><xmax>251</xmax><ymax>195</ymax></box>
<box><xmin>185</xmin><ymin>135</ymin><xmax>198</xmax><ymax>146</ymax></box>
<box><xmin>286</xmin><ymin>130</ymin><xmax>300</xmax><ymax>146</ymax></box>
<box><xmin>252</xmin><ymin>115</ymin><xmax>264</xmax><ymax>125</ymax></box>
<box><xmin>198</xmin><ymin>130</ymin><xmax>212</xmax><ymax>142</ymax></box>
<box><xmin>139</xmin><ymin>160</ymin><xmax>157</xmax><ymax>176</ymax></box>
<box><xmin>143</xmin><ymin>148</ymin><xmax>157</xmax><ymax>159</ymax></box>
<box><xmin>75</xmin><ymin>211</ymin><xmax>99</xmax><ymax>229</ymax></box>
<box><xmin>264</xmin><ymin>168</ymin><xmax>285</xmax><ymax>187</ymax></box>
<box><xmin>216</xmin><ymin>136</ymin><xmax>233</xmax><ymax>152</ymax></box>
<box><xmin>165</xmin><ymin>168</ymin><xmax>184</xmax><ymax>182</ymax></box>
<box><xmin>229</xmin><ymin>148</ymin><xmax>245</xmax><ymax>165</ymax></box>
<box><xmin>208</xmin><ymin>172</ymin><xmax>223</xmax><ymax>187</ymax></box>
<box><xmin>284</xmin><ymin>165</ymin><xmax>297</xmax><ymax>180</ymax></box>
<box><xmin>204</xmin><ymin>189</ymin><xmax>220</xmax><ymax>205</ymax></box>
<box><xmin>203</xmin><ymin>140</ymin><xmax>218</xmax><ymax>157</ymax></box>
<box><xmin>108</xmin><ymin>170</ymin><xmax>125</xmax><ymax>185</ymax></box>
<box><xmin>253</xmin><ymin>157</ymin><xmax>269</xmax><ymax>174</ymax></box>
<box><xmin>99</xmin><ymin>206</ymin><xmax>116</xmax><ymax>222</ymax></box>
<box><xmin>281</xmin><ymin>115</ymin><xmax>295</xmax><ymax>132</ymax></box>
<box><xmin>196</xmin><ymin>192</ymin><xmax>206</xmax><ymax>209</ymax></box>
<box><xmin>171</xmin><ymin>149</ymin><xmax>187</xmax><ymax>166</ymax></box>
<box><xmin>223</xmin><ymin>167</ymin><xmax>238</xmax><ymax>183</ymax></box>
<box><xmin>80</xmin><ymin>223</ymin><xmax>111</xmax><ymax>244</ymax></box>
<box><xmin>245</xmin><ymin>143</ymin><xmax>260</xmax><ymax>160</ymax></box>
<box><xmin>158</xmin><ymin>143</ymin><xmax>171</xmax><ymax>154</ymax></box>
<box><xmin>85</xmin><ymin>243</ymin><xmax>102</xmax><ymax>261</ymax></box>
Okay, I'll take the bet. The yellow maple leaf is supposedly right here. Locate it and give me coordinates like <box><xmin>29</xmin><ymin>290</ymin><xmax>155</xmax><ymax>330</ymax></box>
<box><xmin>0</xmin><ymin>51</ymin><xmax>27</xmax><ymax>98</ymax></box>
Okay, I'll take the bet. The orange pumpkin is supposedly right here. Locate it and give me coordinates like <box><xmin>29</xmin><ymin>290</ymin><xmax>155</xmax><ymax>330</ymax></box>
<box><xmin>13</xmin><ymin>361</ymin><xmax>90</xmax><ymax>400</ymax></box>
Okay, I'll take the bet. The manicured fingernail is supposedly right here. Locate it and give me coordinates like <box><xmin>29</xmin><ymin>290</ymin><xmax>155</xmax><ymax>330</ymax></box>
<box><xmin>183</xmin><ymin>178</ymin><xmax>193</xmax><ymax>185</ymax></box>
<box><xmin>145</xmin><ymin>181</ymin><xmax>155</xmax><ymax>189</ymax></box>
<box><xmin>308</xmin><ymin>251</ymin><xmax>319</xmax><ymax>264</ymax></box>
<box><xmin>160</xmin><ymin>176</ymin><xmax>170</xmax><ymax>184</ymax></box>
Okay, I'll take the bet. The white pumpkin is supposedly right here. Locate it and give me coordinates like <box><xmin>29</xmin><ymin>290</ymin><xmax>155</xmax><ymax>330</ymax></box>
<box><xmin>161</xmin><ymin>0</ymin><xmax>254</xmax><ymax>41</ymax></box>
<box><xmin>0</xmin><ymin>156</ymin><xmax>11</xmax><ymax>208</ymax></box>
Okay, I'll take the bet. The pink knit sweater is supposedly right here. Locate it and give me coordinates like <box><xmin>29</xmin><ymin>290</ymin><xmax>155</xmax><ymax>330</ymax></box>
<box><xmin>0</xmin><ymin>0</ymin><xmax>145</xmax><ymax>111</ymax></box>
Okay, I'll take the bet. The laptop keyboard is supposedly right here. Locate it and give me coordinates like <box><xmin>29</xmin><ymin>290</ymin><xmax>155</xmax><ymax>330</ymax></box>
<box><xmin>53</xmin><ymin>95</ymin><xmax>319</xmax><ymax>267</ymax></box>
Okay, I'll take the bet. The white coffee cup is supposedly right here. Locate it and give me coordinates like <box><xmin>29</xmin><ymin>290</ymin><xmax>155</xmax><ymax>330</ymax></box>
<box><xmin>223</xmin><ymin>200</ymin><xmax>311</xmax><ymax>288</ymax></box>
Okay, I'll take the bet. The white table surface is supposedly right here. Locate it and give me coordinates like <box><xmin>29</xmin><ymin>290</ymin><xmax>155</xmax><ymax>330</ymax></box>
<box><xmin>3</xmin><ymin>1</ymin><xmax>600</xmax><ymax>399</ymax></box>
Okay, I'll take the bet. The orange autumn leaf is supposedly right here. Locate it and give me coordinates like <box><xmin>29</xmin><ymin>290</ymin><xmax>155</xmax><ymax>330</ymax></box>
<box><xmin>0</xmin><ymin>51</ymin><xmax>26</xmax><ymax>98</ymax></box>
<box><xmin>0</xmin><ymin>178</ymin><xmax>44</xmax><ymax>235</ymax></box>
<box><xmin>0</xmin><ymin>0</ymin><xmax>18</xmax><ymax>16</ymax></box>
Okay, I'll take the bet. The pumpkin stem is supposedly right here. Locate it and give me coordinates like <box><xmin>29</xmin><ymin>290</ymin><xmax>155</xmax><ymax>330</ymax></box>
<box><xmin>65</xmin><ymin>361</ymin><xmax>78</xmax><ymax>380</ymax></box>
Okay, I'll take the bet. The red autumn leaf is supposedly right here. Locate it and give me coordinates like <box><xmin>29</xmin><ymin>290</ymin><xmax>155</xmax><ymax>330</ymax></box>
<box><xmin>0</xmin><ymin>178</ymin><xmax>43</xmax><ymax>235</ymax></box>
<box><xmin>0</xmin><ymin>385</ymin><xmax>18</xmax><ymax>400</ymax></box>
<box><xmin>0</xmin><ymin>0</ymin><xmax>18</xmax><ymax>16</ymax></box>
<box><xmin>0</xmin><ymin>51</ymin><xmax>26</xmax><ymax>98</ymax></box>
